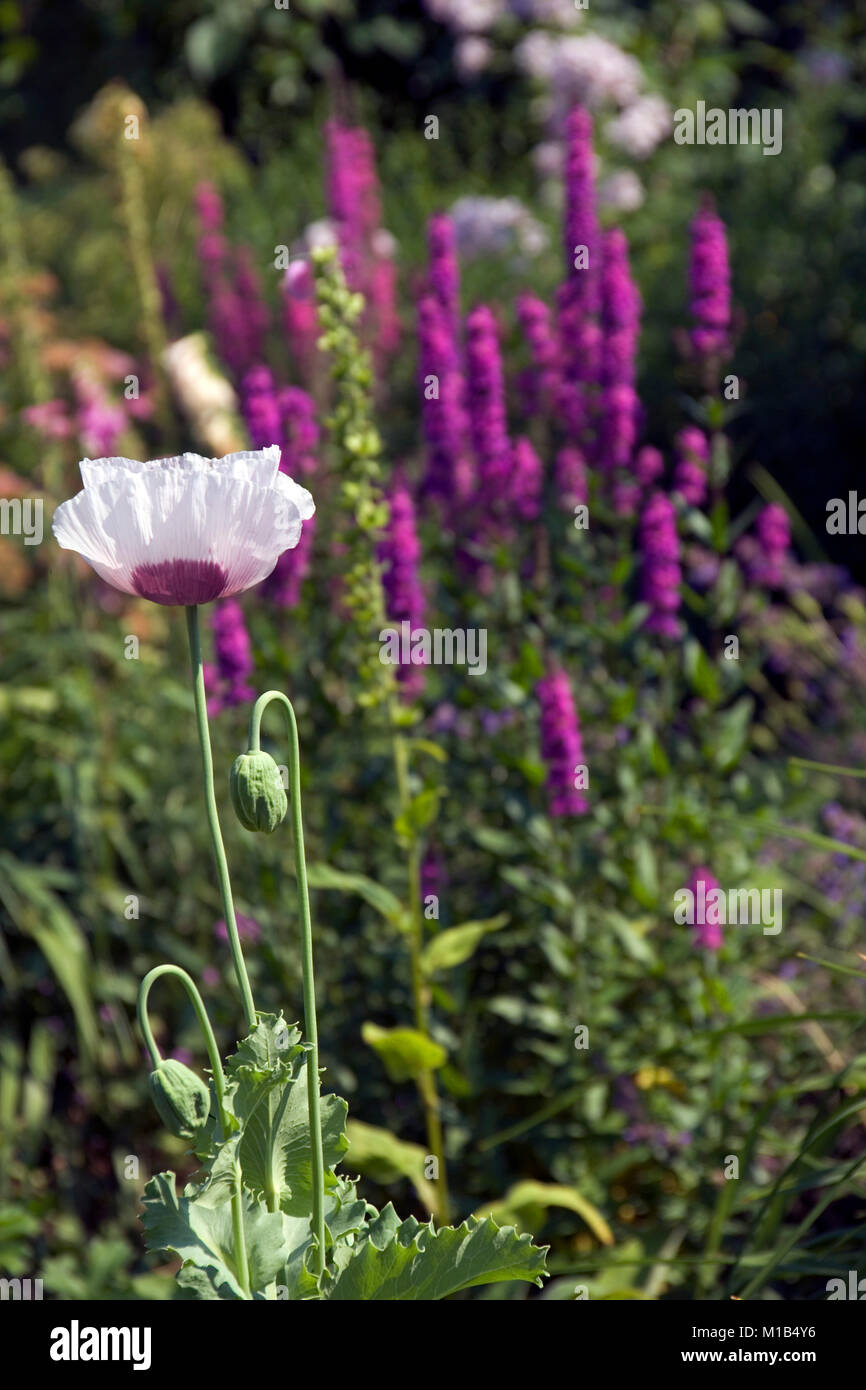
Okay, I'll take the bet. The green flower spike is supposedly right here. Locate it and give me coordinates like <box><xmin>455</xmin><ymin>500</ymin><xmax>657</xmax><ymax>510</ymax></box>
<box><xmin>230</xmin><ymin>749</ymin><xmax>288</xmax><ymax>833</ymax></box>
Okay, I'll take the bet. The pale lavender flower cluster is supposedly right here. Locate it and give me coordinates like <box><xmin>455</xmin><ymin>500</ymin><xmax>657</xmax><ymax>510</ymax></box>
<box><xmin>606</xmin><ymin>95</ymin><xmax>672</xmax><ymax>160</ymax></box>
<box><xmin>518</xmin><ymin>33</ymin><xmax>642</xmax><ymax>112</ymax></box>
<box><xmin>449</xmin><ymin>196</ymin><xmax>549</xmax><ymax>263</ymax></box>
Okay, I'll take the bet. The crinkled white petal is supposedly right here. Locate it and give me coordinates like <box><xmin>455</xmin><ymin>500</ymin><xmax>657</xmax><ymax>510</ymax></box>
<box><xmin>53</xmin><ymin>459</ymin><xmax>309</xmax><ymax>601</ymax></box>
<box><xmin>275</xmin><ymin>472</ymin><xmax>315</xmax><ymax>521</ymax></box>
<box><xmin>79</xmin><ymin>446</ymin><xmax>282</xmax><ymax>491</ymax></box>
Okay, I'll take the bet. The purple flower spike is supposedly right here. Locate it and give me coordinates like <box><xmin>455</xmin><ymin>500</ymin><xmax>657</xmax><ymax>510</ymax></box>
<box><xmin>214</xmin><ymin>913</ymin><xmax>262</xmax><ymax>946</ymax></box>
<box><xmin>599</xmin><ymin>228</ymin><xmax>641</xmax><ymax>474</ymax></box>
<box><xmin>640</xmin><ymin>491</ymin><xmax>682</xmax><ymax>638</ymax></box>
<box><xmin>634</xmin><ymin>445</ymin><xmax>664</xmax><ymax>487</ymax></box>
<box><xmin>600</xmin><ymin>228</ymin><xmax>641</xmax><ymax>392</ymax></box>
<box><xmin>207</xmin><ymin>597</ymin><xmax>255</xmax><ymax>713</ymax></box>
<box><xmin>562</xmin><ymin>107</ymin><xmax>600</xmax><ymax>312</ymax></box>
<box><xmin>466</xmin><ymin>305</ymin><xmax>511</xmax><ymax>499</ymax></box>
<box><xmin>756</xmin><ymin>503</ymin><xmax>791</xmax><ymax>560</ymax></box>
<box><xmin>537</xmin><ymin>666</ymin><xmax>588</xmax><ymax>817</ymax></box>
<box><xmin>517</xmin><ymin>292</ymin><xmax>562</xmax><ymax>416</ymax></box>
<box><xmin>737</xmin><ymin>503</ymin><xmax>791</xmax><ymax>588</ymax></box>
<box><xmin>427</xmin><ymin>213</ymin><xmax>460</xmax><ymax>336</ymax></box>
<box><xmin>673</xmin><ymin>426</ymin><xmax>709</xmax><ymax>507</ymax></box>
<box><xmin>687</xmin><ymin>866</ymin><xmax>723</xmax><ymax>950</ymax></box>
<box><xmin>378</xmin><ymin>479</ymin><xmax>426</xmax><ymax>698</ymax></box>
<box><xmin>556</xmin><ymin>108</ymin><xmax>602</xmax><ymax>444</ymax></box>
<box><xmin>555</xmin><ymin>446</ymin><xmax>588</xmax><ymax>508</ymax></box>
<box><xmin>418</xmin><ymin>293</ymin><xmax>473</xmax><ymax>506</ymax></box>
<box><xmin>241</xmin><ymin>366</ymin><xmax>282</xmax><ymax>451</ymax></box>
<box><xmin>263</xmin><ymin>388</ymin><xmax>320</xmax><ymax>609</ymax></box>
<box><xmin>690</xmin><ymin>200</ymin><xmax>731</xmax><ymax>359</ymax></box>
<box><xmin>511</xmin><ymin>437</ymin><xmax>543</xmax><ymax>521</ymax></box>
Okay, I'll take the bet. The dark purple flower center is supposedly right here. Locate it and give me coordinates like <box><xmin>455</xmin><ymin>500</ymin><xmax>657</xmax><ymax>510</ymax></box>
<box><xmin>131</xmin><ymin>559</ymin><xmax>228</xmax><ymax>606</ymax></box>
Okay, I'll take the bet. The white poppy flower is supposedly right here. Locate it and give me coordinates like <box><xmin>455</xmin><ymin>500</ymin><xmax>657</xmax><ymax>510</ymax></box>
<box><xmin>52</xmin><ymin>447</ymin><xmax>314</xmax><ymax>606</ymax></box>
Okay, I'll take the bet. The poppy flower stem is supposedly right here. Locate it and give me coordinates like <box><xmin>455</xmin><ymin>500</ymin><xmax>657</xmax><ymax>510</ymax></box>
<box><xmin>248</xmin><ymin>690</ymin><xmax>326</xmax><ymax>1279</ymax></box>
<box><xmin>137</xmin><ymin>964</ymin><xmax>252</xmax><ymax>1300</ymax></box>
<box><xmin>185</xmin><ymin>605</ymin><xmax>257</xmax><ymax>1034</ymax></box>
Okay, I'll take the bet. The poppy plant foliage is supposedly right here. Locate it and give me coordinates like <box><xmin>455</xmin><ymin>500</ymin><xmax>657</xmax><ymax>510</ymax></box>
<box><xmin>53</xmin><ymin>444</ymin><xmax>548</xmax><ymax>1300</ymax></box>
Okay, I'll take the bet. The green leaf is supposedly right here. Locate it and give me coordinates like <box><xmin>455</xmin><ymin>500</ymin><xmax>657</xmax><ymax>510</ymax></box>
<box><xmin>228</xmin><ymin>1014</ymin><xmax>303</xmax><ymax>1072</ymax></box>
<box><xmin>409</xmin><ymin>738</ymin><xmax>447</xmax><ymax>763</ymax></box>
<box><xmin>420</xmin><ymin>914</ymin><xmax>509</xmax><ymax>975</ymax></box>
<box><xmin>475</xmin><ymin>1181</ymin><xmax>614</xmax><ymax>1245</ymax></box>
<box><xmin>326</xmin><ymin>1210</ymin><xmax>547</xmax><ymax>1300</ymax></box>
<box><xmin>711</xmin><ymin>697</ymin><xmax>754</xmax><ymax>771</ymax></box>
<box><xmin>393</xmin><ymin>788</ymin><xmax>441</xmax><ymax>841</ymax></box>
<box><xmin>628</xmin><ymin>839</ymin><xmax>659</xmax><ymax>909</ymax></box>
<box><xmin>142</xmin><ymin>1172</ymin><xmax>287</xmax><ymax>1300</ymax></box>
<box><xmin>604</xmin><ymin>910</ymin><xmax>657</xmax><ymax>966</ymax></box>
<box><xmin>304</xmin><ymin>862</ymin><xmax>404</xmax><ymax>926</ymax></box>
<box><xmin>361</xmin><ymin>1023</ymin><xmax>447</xmax><ymax>1082</ymax></box>
<box><xmin>684</xmin><ymin>640</ymin><xmax>721</xmax><ymax>703</ymax></box>
<box><xmin>344</xmin><ymin>1120</ymin><xmax>438</xmax><ymax>1213</ymax></box>
<box><xmin>471</xmin><ymin>826</ymin><xmax>524</xmax><ymax>857</ymax></box>
<box><xmin>0</xmin><ymin>854</ymin><xmax>99</xmax><ymax>1063</ymax></box>
<box><xmin>225</xmin><ymin>1016</ymin><xmax>348</xmax><ymax>1217</ymax></box>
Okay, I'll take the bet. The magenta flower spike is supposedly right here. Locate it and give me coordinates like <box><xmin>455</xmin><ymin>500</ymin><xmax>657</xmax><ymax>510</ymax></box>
<box><xmin>378</xmin><ymin>478</ymin><xmax>426</xmax><ymax>697</ymax></box>
<box><xmin>688</xmin><ymin>866</ymin><xmax>723</xmax><ymax>950</ymax></box>
<box><xmin>207</xmin><ymin>596</ymin><xmax>256</xmax><ymax>713</ymax></box>
<box><xmin>599</xmin><ymin>228</ymin><xmax>641</xmax><ymax>475</ymax></box>
<box><xmin>537</xmin><ymin>665</ymin><xmax>588</xmax><ymax>817</ymax></box>
<box><xmin>465</xmin><ymin>305</ymin><xmax>511</xmax><ymax>499</ymax></box>
<box><xmin>689</xmin><ymin>199</ymin><xmax>731</xmax><ymax>359</ymax></box>
<box><xmin>640</xmin><ymin>490</ymin><xmax>682</xmax><ymax>637</ymax></box>
<box><xmin>673</xmin><ymin>426</ymin><xmax>710</xmax><ymax>508</ymax></box>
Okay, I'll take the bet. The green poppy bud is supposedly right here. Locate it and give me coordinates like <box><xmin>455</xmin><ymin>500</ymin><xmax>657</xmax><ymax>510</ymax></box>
<box><xmin>148</xmin><ymin>1059</ymin><xmax>211</xmax><ymax>1138</ymax></box>
<box><xmin>230</xmin><ymin>749</ymin><xmax>288</xmax><ymax>833</ymax></box>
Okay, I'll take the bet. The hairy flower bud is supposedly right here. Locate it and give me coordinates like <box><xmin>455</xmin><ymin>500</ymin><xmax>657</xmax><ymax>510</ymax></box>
<box><xmin>230</xmin><ymin>750</ymin><xmax>288</xmax><ymax>833</ymax></box>
<box><xmin>148</xmin><ymin>1059</ymin><xmax>211</xmax><ymax>1138</ymax></box>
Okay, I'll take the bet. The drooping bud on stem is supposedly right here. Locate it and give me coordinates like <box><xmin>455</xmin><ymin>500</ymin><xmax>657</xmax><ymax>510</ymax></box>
<box><xmin>148</xmin><ymin>1058</ymin><xmax>212</xmax><ymax>1139</ymax></box>
<box><xmin>230</xmin><ymin>749</ymin><xmax>288</xmax><ymax>833</ymax></box>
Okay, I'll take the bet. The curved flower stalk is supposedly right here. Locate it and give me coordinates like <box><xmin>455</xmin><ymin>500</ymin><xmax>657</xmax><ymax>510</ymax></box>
<box><xmin>137</xmin><ymin>964</ymin><xmax>251</xmax><ymax>1299</ymax></box>
<box><xmin>238</xmin><ymin>689</ymin><xmax>328</xmax><ymax>1271</ymax></box>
